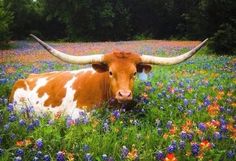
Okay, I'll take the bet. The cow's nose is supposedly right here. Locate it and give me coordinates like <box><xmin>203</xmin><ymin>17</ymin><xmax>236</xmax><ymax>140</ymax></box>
<box><xmin>116</xmin><ymin>90</ymin><xmax>132</xmax><ymax>101</ymax></box>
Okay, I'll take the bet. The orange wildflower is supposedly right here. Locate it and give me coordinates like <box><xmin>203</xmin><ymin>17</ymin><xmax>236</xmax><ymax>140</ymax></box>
<box><xmin>24</xmin><ymin>139</ymin><xmax>32</xmax><ymax>146</ymax></box>
<box><xmin>207</xmin><ymin>102</ymin><xmax>220</xmax><ymax>117</ymax></box>
<box><xmin>164</xmin><ymin>153</ymin><xmax>177</xmax><ymax>161</ymax></box>
<box><xmin>110</xmin><ymin>115</ymin><xmax>116</xmax><ymax>123</ymax></box>
<box><xmin>163</xmin><ymin>133</ymin><xmax>169</xmax><ymax>140</ymax></box>
<box><xmin>16</xmin><ymin>141</ymin><xmax>24</xmax><ymax>147</ymax></box>
<box><xmin>127</xmin><ymin>145</ymin><xmax>138</xmax><ymax>160</ymax></box>
<box><xmin>67</xmin><ymin>152</ymin><xmax>75</xmax><ymax>161</ymax></box>
<box><xmin>200</xmin><ymin>140</ymin><xmax>211</xmax><ymax>150</ymax></box>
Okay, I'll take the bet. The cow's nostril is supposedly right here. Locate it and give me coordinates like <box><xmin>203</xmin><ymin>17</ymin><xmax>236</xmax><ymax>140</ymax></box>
<box><xmin>118</xmin><ymin>91</ymin><xmax>123</xmax><ymax>97</ymax></box>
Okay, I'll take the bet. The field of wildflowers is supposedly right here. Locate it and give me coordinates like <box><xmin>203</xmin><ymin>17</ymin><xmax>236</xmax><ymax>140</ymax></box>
<box><xmin>0</xmin><ymin>40</ymin><xmax>235</xmax><ymax>161</ymax></box>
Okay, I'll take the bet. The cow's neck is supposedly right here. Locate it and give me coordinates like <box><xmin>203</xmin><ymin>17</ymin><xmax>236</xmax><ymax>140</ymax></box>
<box><xmin>73</xmin><ymin>71</ymin><xmax>113</xmax><ymax>110</ymax></box>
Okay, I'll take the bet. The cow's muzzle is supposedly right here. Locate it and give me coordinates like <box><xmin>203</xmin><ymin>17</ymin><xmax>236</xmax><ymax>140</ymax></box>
<box><xmin>116</xmin><ymin>90</ymin><xmax>132</xmax><ymax>102</ymax></box>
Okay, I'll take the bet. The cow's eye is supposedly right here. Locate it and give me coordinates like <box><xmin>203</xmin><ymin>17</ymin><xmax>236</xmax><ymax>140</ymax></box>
<box><xmin>109</xmin><ymin>71</ymin><xmax>113</xmax><ymax>76</ymax></box>
<box><xmin>133</xmin><ymin>72</ymin><xmax>137</xmax><ymax>76</ymax></box>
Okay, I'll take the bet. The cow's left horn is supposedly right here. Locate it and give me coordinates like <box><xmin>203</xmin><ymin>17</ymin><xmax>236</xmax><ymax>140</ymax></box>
<box><xmin>141</xmin><ymin>38</ymin><xmax>208</xmax><ymax>65</ymax></box>
<box><xmin>30</xmin><ymin>34</ymin><xmax>104</xmax><ymax>64</ymax></box>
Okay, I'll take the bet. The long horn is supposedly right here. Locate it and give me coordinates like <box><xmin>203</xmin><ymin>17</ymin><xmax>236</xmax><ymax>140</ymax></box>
<box><xmin>141</xmin><ymin>39</ymin><xmax>208</xmax><ymax>65</ymax></box>
<box><xmin>30</xmin><ymin>34</ymin><xmax>104</xmax><ymax>64</ymax></box>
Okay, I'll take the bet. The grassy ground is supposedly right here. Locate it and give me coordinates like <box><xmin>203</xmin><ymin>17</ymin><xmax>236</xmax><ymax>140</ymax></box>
<box><xmin>0</xmin><ymin>40</ymin><xmax>235</xmax><ymax>161</ymax></box>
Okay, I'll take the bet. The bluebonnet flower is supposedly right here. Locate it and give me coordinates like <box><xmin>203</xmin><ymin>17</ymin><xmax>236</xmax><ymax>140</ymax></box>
<box><xmin>36</xmin><ymin>151</ymin><xmax>43</xmax><ymax>158</ymax></box>
<box><xmin>112</xmin><ymin>110</ymin><xmax>120</xmax><ymax>119</ymax></box>
<box><xmin>198</xmin><ymin>122</ymin><xmax>207</xmax><ymax>132</ymax></box>
<box><xmin>16</xmin><ymin>148</ymin><xmax>24</xmax><ymax>157</ymax></box>
<box><xmin>103</xmin><ymin>122</ymin><xmax>109</xmax><ymax>132</ymax></box>
<box><xmin>14</xmin><ymin>156</ymin><xmax>22</xmax><ymax>161</ymax></box>
<box><xmin>27</xmin><ymin>123</ymin><xmax>34</xmax><ymax>131</ymax></box>
<box><xmin>43</xmin><ymin>154</ymin><xmax>51</xmax><ymax>161</ymax></box>
<box><xmin>187</xmin><ymin>109</ymin><xmax>194</xmax><ymax>116</ymax></box>
<box><xmin>227</xmin><ymin>150</ymin><xmax>235</xmax><ymax>159</ymax></box>
<box><xmin>36</xmin><ymin>139</ymin><xmax>43</xmax><ymax>149</ymax></box>
<box><xmin>213</xmin><ymin>132</ymin><xmax>222</xmax><ymax>140</ymax></box>
<box><xmin>56</xmin><ymin>151</ymin><xmax>65</xmax><ymax>161</ymax></box>
<box><xmin>220</xmin><ymin>124</ymin><xmax>227</xmax><ymax>133</ymax></box>
<box><xmin>166</xmin><ymin>121</ymin><xmax>172</xmax><ymax>129</ymax></box>
<box><xmin>183</xmin><ymin>98</ymin><xmax>188</xmax><ymax>106</ymax></box>
<box><xmin>171</xmin><ymin>140</ymin><xmax>178</xmax><ymax>151</ymax></box>
<box><xmin>48</xmin><ymin>119</ymin><xmax>54</xmax><ymax>125</ymax></box>
<box><xmin>157</xmin><ymin>128</ymin><xmax>163</xmax><ymax>135</ymax></box>
<box><xmin>187</xmin><ymin>133</ymin><xmax>193</xmax><ymax>141</ymax></box>
<box><xmin>33</xmin><ymin>157</ymin><xmax>40</xmax><ymax>161</ymax></box>
<box><xmin>179</xmin><ymin>81</ymin><xmax>184</xmax><ymax>87</ymax></box>
<box><xmin>84</xmin><ymin>153</ymin><xmax>92</xmax><ymax>161</ymax></box>
<box><xmin>33</xmin><ymin>119</ymin><xmax>40</xmax><ymax>127</ymax></box>
<box><xmin>0</xmin><ymin>148</ymin><xmax>4</xmax><ymax>156</ymax></box>
<box><xmin>11</xmin><ymin>133</ymin><xmax>16</xmax><ymax>140</ymax></box>
<box><xmin>0</xmin><ymin>137</ymin><xmax>2</xmax><ymax>144</ymax></box>
<box><xmin>180</xmin><ymin>131</ymin><xmax>188</xmax><ymax>140</ymax></box>
<box><xmin>191</xmin><ymin>143</ymin><xmax>200</xmax><ymax>156</ymax></box>
<box><xmin>178</xmin><ymin>105</ymin><xmax>184</xmax><ymax>112</ymax></box>
<box><xmin>83</xmin><ymin>144</ymin><xmax>90</xmax><ymax>151</ymax></box>
<box><xmin>19</xmin><ymin>119</ymin><xmax>26</xmax><ymax>126</ymax></box>
<box><xmin>155</xmin><ymin>151</ymin><xmax>165</xmax><ymax>160</ymax></box>
<box><xmin>167</xmin><ymin>145</ymin><xmax>175</xmax><ymax>153</ymax></box>
<box><xmin>7</xmin><ymin>103</ymin><xmax>14</xmax><ymax>112</ymax></box>
<box><xmin>179</xmin><ymin>140</ymin><xmax>186</xmax><ymax>150</ymax></box>
<box><xmin>102</xmin><ymin>154</ymin><xmax>108</xmax><ymax>160</ymax></box>
<box><xmin>121</xmin><ymin>146</ymin><xmax>129</xmax><ymax>159</ymax></box>
<box><xmin>4</xmin><ymin>123</ymin><xmax>10</xmax><ymax>131</ymax></box>
<box><xmin>9</xmin><ymin>114</ymin><xmax>17</xmax><ymax>122</ymax></box>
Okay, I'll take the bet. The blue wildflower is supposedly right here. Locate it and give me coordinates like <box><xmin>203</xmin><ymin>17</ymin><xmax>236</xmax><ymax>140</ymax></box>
<box><xmin>19</xmin><ymin>119</ymin><xmax>26</xmax><ymax>126</ymax></box>
<box><xmin>4</xmin><ymin>123</ymin><xmax>10</xmax><ymax>131</ymax></box>
<box><xmin>16</xmin><ymin>148</ymin><xmax>24</xmax><ymax>157</ymax></box>
<box><xmin>33</xmin><ymin>157</ymin><xmax>40</xmax><ymax>161</ymax></box>
<box><xmin>56</xmin><ymin>151</ymin><xmax>65</xmax><ymax>161</ymax></box>
<box><xmin>102</xmin><ymin>154</ymin><xmax>108</xmax><ymax>160</ymax></box>
<box><xmin>7</xmin><ymin>103</ymin><xmax>14</xmax><ymax>112</ymax></box>
<box><xmin>198</xmin><ymin>122</ymin><xmax>207</xmax><ymax>132</ymax></box>
<box><xmin>27</xmin><ymin>123</ymin><xmax>35</xmax><ymax>131</ymax></box>
<box><xmin>155</xmin><ymin>151</ymin><xmax>165</xmax><ymax>160</ymax></box>
<box><xmin>112</xmin><ymin>110</ymin><xmax>120</xmax><ymax>119</ymax></box>
<box><xmin>43</xmin><ymin>154</ymin><xmax>51</xmax><ymax>161</ymax></box>
<box><xmin>227</xmin><ymin>150</ymin><xmax>235</xmax><ymax>159</ymax></box>
<box><xmin>84</xmin><ymin>153</ymin><xmax>92</xmax><ymax>161</ymax></box>
<box><xmin>103</xmin><ymin>122</ymin><xmax>109</xmax><ymax>132</ymax></box>
<box><xmin>167</xmin><ymin>145</ymin><xmax>175</xmax><ymax>153</ymax></box>
<box><xmin>179</xmin><ymin>140</ymin><xmax>186</xmax><ymax>150</ymax></box>
<box><xmin>0</xmin><ymin>137</ymin><xmax>2</xmax><ymax>144</ymax></box>
<box><xmin>33</xmin><ymin>119</ymin><xmax>40</xmax><ymax>127</ymax></box>
<box><xmin>180</xmin><ymin>131</ymin><xmax>188</xmax><ymax>140</ymax></box>
<box><xmin>36</xmin><ymin>139</ymin><xmax>43</xmax><ymax>149</ymax></box>
<box><xmin>191</xmin><ymin>143</ymin><xmax>200</xmax><ymax>156</ymax></box>
<box><xmin>9</xmin><ymin>114</ymin><xmax>17</xmax><ymax>122</ymax></box>
<box><xmin>14</xmin><ymin>156</ymin><xmax>22</xmax><ymax>161</ymax></box>
<box><xmin>183</xmin><ymin>98</ymin><xmax>188</xmax><ymax>106</ymax></box>
<box><xmin>36</xmin><ymin>151</ymin><xmax>43</xmax><ymax>158</ymax></box>
<box><xmin>83</xmin><ymin>144</ymin><xmax>90</xmax><ymax>151</ymax></box>
<box><xmin>121</xmin><ymin>146</ymin><xmax>129</xmax><ymax>159</ymax></box>
<box><xmin>213</xmin><ymin>132</ymin><xmax>222</xmax><ymax>140</ymax></box>
<box><xmin>157</xmin><ymin>128</ymin><xmax>163</xmax><ymax>135</ymax></box>
<box><xmin>0</xmin><ymin>148</ymin><xmax>4</xmax><ymax>156</ymax></box>
<box><xmin>166</xmin><ymin>121</ymin><xmax>172</xmax><ymax>129</ymax></box>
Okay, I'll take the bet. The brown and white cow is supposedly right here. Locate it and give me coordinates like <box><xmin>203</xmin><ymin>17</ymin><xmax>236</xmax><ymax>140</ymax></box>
<box><xmin>9</xmin><ymin>35</ymin><xmax>207</xmax><ymax>119</ymax></box>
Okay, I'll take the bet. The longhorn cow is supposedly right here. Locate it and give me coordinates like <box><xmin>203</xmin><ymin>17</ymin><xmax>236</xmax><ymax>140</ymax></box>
<box><xmin>10</xmin><ymin>35</ymin><xmax>208</xmax><ymax>119</ymax></box>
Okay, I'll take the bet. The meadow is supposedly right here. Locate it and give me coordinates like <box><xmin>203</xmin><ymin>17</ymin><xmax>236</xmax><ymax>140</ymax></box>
<box><xmin>0</xmin><ymin>40</ymin><xmax>235</xmax><ymax>161</ymax></box>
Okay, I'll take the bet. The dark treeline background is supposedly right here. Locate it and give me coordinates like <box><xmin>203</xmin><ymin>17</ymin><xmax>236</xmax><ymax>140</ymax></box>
<box><xmin>0</xmin><ymin>0</ymin><xmax>236</xmax><ymax>54</ymax></box>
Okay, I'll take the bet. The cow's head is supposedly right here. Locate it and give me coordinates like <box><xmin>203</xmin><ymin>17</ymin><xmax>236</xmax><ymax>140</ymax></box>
<box><xmin>92</xmin><ymin>51</ymin><xmax>151</xmax><ymax>102</ymax></box>
<box><xmin>30</xmin><ymin>34</ymin><xmax>208</xmax><ymax>103</ymax></box>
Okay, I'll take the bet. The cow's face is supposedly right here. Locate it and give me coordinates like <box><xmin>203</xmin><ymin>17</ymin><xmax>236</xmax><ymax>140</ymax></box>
<box><xmin>92</xmin><ymin>52</ymin><xmax>151</xmax><ymax>103</ymax></box>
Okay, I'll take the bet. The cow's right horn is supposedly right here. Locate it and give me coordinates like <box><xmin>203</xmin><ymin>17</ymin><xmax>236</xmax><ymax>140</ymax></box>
<box><xmin>30</xmin><ymin>34</ymin><xmax>104</xmax><ymax>64</ymax></box>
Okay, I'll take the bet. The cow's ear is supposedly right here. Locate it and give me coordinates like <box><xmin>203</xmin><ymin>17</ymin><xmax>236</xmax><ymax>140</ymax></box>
<box><xmin>137</xmin><ymin>64</ymin><xmax>152</xmax><ymax>73</ymax></box>
<box><xmin>92</xmin><ymin>63</ymin><xmax>108</xmax><ymax>73</ymax></box>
